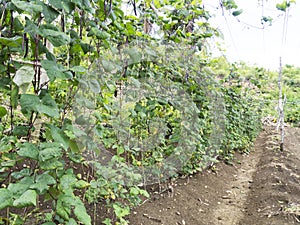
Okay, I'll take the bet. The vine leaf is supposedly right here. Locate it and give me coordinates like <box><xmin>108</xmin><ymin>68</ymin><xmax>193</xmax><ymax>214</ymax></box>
<box><xmin>12</xmin><ymin>0</ymin><xmax>43</xmax><ymax>15</ymax></box>
<box><xmin>39</xmin><ymin>2</ymin><xmax>60</xmax><ymax>23</ymax></box>
<box><xmin>13</xmin><ymin>190</ymin><xmax>37</xmax><ymax>208</ymax></box>
<box><xmin>20</xmin><ymin>93</ymin><xmax>59</xmax><ymax>118</ymax></box>
<box><xmin>20</xmin><ymin>94</ymin><xmax>40</xmax><ymax>115</ymax></box>
<box><xmin>30</xmin><ymin>173</ymin><xmax>56</xmax><ymax>194</ymax></box>
<box><xmin>18</xmin><ymin>143</ymin><xmax>39</xmax><ymax>160</ymax></box>
<box><xmin>41</xmin><ymin>29</ymin><xmax>71</xmax><ymax>47</ymax></box>
<box><xmin>0</xmin><ymin>36</ymin><xmax>22</xmax><ymax>47</ymax></box>
<box><xmin>37</xmin><ymin>92</ymin><xmax>60</xmax><ymax>118</ymax></box>
<box><xmin>0</xmin><ymin>106</ymin><xmax>7</xmax><ymax>118</ymax></box>
<box><xmin>13</xmin><ymin>66</ymin><xmax>35</xmax><ymax>87</ymax></box>
<box><xmin>74</xmin><ymin>201</ymin><xmax>92</xmax><ymax>225</ymax></box>
<box><xmin>41</xmin><ymin>60</ymin><xmax>71</xmax><ymax>81</ymax></box>
<box><xmin>0</xmin><ymin>189</ymin><xmax>13</xmax><ymax>210</ymax></box>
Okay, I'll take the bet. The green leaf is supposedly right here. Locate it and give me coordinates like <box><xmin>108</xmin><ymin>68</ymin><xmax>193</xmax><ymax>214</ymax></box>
<box><xmin>101</xmin><ymin>59</ymin><xmax>117</xmax><ymax>73</ymax></box>
<box><xmin>89</xmin><ymin>79</ymin><xmax>101</xmax><ymax>93</ymax></box>
<box><xmin>30</xmin><ymin>173</ymin><xmax>56</xmax><ymax>194</ymax></box>
<box><xmin>7</xmin><ymin>177</ymin><xmax>34</xmax><ymax>197</ymax></box>
<box><xmin>74</xmin><ymin>199</ymin><xmax>91</xmax><ymax>225</ymax></box>
<box><xmin>20</xmin><ymin>94</ymin><xmax>40</xmax><ymax>115</ymax></box>
<box><xmin>56</xmin><ymin>194</ymin><xmax>75</xmax><ymax>220</ymax></box>
<box><xmin>89</xmin><ymin>28</ymin><xmax>110</xmax><ymax>39</ymax></box>
<box><xmin>113</xmin><ymin>204</ymin><xmax>130</xmax><ymax>218</ymax></box>
<box><xmin>41</xmin><ymin>60</ymin><xmax>70</xmax><ymax>81</ymax></box>
<box><xmin>65</xmin><ymin>219</ymin><xmax>77</xmax><ymax>225</ymax></box>
<box><xmin>232</xmin><ymin>9</ymin><xmax>243</xmax><ymax>17</ymax></box>
<box><xmin>40</xmin><ymin>2</ymin><xmax>60</xmax><ymax>23</ymax></box>
<box><xmin>48</xmin><ymin>0</ymin><xmax>64</xmax><ymax>10</ymax></box>
<box><xmin>37</xmin><ymin>93</ymin><xmax>60</xmax><ymax>118</ymax></box>
<box><xmin>125</xmin><ymin>47</ymin><xmax>142</xmax><ymax>64</ymax></box>
<box><xmin>60</xmin><ymin>174</ymin><xmax>77</xmax><ymax>191</ymax></box>
<box><xmin>11</xmin><ymin>86</ymin><xmax>19</xmax><ymax>109</ymax></box>
<box><xmin>39</xmin><ymin>146</ymin><xmax>62</xmax><ymax>162</ymax></box>
<box><xmin>40</xmin><ymin>158</ymin><xmax>63</xmax><ymax>170</ymax></box>
<box><xmin>13</xmin><ymin>190</ymin><xmax>37</xmax><ymax>208</ymax></box>
<box><xmin>276</xmin><ymin>1</ymin><xmax>287</xmax><ymax>11</ymax></box>
<box><xmin>74</xmin><ymin>180</ymin><xmax>90</xmax><ymax>189</ymax></box>
<box><xmin>20</xmin><ymin>93</ymin><xmax>59</xmax><ymax>118</ymax></box>
<box><xmin>0</xmin><ymin>36</ymin><xmax>22</xmax><ymax>47</ymax></box>
<box><xmin>13</xmin><ymin>66</ymin><xmax>35</xmax><ymax>87</ymax></box>
<box><xmin>0</xmin><ymin>106</ymin><xmax>7</xmax><ymax>118</ymax></box>
<box><xmin>102</xmin><ymin>218</ymin><xmax>112</xmax><ymax>225</ymax></box>
<box><xmin>41</xmin><ymin>29</ymin><xmax>70</xmax><ymax>47</ymax></box>
<box><xmin>18</xmin><ymin>142</ymin><xmax>39</xmax><ymax>160</ymax></box>
<box><xmin>12</xmin><ymin>0</ymin><xmax>43</xmax><ymax>15</ymax></box>
<box><xmin>49</xmin><ymin>125</ymin><xmax>69</xmax><ymax>150</ymax></box>
<box><xmin>42</xmin><ymin>222</ymin><xmax>57</xmax><ymax>225</ymax></box>
<box><xmin>0</xmin><ymin>189</ymin><xmax>13</xmax><ymax>210</ymax></box>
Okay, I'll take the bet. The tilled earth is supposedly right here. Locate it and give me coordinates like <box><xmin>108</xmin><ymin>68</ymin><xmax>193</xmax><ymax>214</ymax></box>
<box><xmin>128</xmin><ymin>126</ymin><xmax>300</xmax><ymax>225</ymax></box>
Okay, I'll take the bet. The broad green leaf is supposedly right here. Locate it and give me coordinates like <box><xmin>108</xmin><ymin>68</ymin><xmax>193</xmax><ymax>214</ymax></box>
<box><xmin>113</xmin><ymin>204</ymin><xmax>130</xmax><ymax>218</ymax></box>
<box><xmin>0</xmin><ymin>189</ymin><xmax>13</xmax><ymax>209</ymax></box>
<box><xmin>13</xmin><ymin>190</ymin><xmax>37</xmax><ymax>208</ymax></box>
<box><xmin>56</xmin><ymin>194</ymin><xmax>76</xmax><ymax>220</ymax></box>
<box><xmin>12</xmin><ymin>0</ymin><xmax>43</xmax><ymax>15</ymax></box>
<box><xmin>39</xmin><ymin>2</ymin><xmax>60</xmax><ymax>23</ymax></box>
<box><xmin>0</xmin><ymin>106</ymin><xmax>7</xmax><ymax>118</ymax></box>
<box><xmin>0</xmin><ymin>36</ymin><xmax>22</xmax><ymax>47</ymax></box>
<box><xmin>89</xmin><ymin>79</ymin><xmax>101</xmax><ymax>93</ymax></box>
<box><xmin>74</xmin><ymin>180</ymin><xmax>90</xmax><ymax>189</ymax></box>
<box><xmin>20</xmin><ymin>94</ymin><xmax>40</xmax><ymax>115</ymax></box>
<box><xmin>65</xmin><ymin>219</ymin><xmax>77</xmax><ymax>225</ymax></box>
<box><xmin>89</xmin><ymin>28</ymin><xmax>110</xmax><ymax>39</ymax></box>
<box><xmin>39</xmin><ymin>146</ymin><xmax>62</xmax><ymax>162</ymax></box>
<box><xmin>41</xmin><ymin>60</ymin><xmax>69</xmax><ymax>81</ymax></box>
<box><xmin>102</xmin><ymin>218</ymin><xmax>112</xmax><ymax>225</ymax></box>
<box><xmin>62</xmin><ymin>1</ymin><xmax>76</xmax><ymax>13</ymax></box>
<box><xmin>39</xmin><ymin>158</ymin><xmax>63</xmax><ymax>170</ymax></box>
<box><xmin>7</xmin><ymin>176</ymin><xmax>34</xmax><ymax>198</ymax></box>
<box><xmin>11</xmin><ymin>168</ymin><xmax>31</xmax><ymax>179</ymax></box>
<box><xmin>49</xmin><ymin>125</ymin><xmax>69</xmax><ymax>150</ymax></box>
<box><xmin>30</xmin><ymin>173</ymin><xmax>56</xmax><ymax>194</ymax></box>
<box><xmin>42</xmin><ymin>29</ymin><xmax>70</xmax><ymax>47</ymax></box>
<box><xmin>70</xmin><ymin>66</ymin><xmax>87</xmax><ymax>73</ymax></box>
<box><xmin>60</xmin><ymin>174</ymin><xmax>77</xmax><ymax>191</ymax></box>
<box><xmin>101</xmin><ymin>59</ymin><xmax>116</xmax><ymax>72</ymax></box>
<box><xmin>125</xmin><ymin>47</ymin><xmax>142</xmax><ymax>64</ymax></box>
<box><xmin>42</xmin><ymin>222</ymin><xmax>57</xmax><ymax>225</ymax></box>
<box><xmin>37</xmin><ymin>93</ymin><xmax>60</xmax><ymax>118</ymax></box>
<box><xmin>18</xmin><ymin>142</ymin><xmax>39</xmax><ymax>160</ymax></box>
<box><xmin>48</xmin><ymin>0</ymin><xmax>64</xmax><ymax>9</ymax></box>
<box><xmin>25</xmin><ymin>18</ymin><xmax>41</xmax><ymax>37</ymax></box>
<box><xmin>13</xmin><ymin>66</ymin><xmax>35</xmax><ymax>87</ymax></box>
<box><xmin>74</xmin><ymin>202</ymin><xmax>91</xmax><ymax>225</ymax></box>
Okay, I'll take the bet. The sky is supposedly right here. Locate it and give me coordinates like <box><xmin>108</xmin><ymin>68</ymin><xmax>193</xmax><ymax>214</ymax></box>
<box><xmin>203</xmin><ymin>0</ymin><xmax>300</xmax><ymax>69</ymax></box>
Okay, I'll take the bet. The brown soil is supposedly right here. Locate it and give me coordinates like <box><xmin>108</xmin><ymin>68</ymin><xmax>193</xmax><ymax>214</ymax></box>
<box><xmin>127</xmin><ymin>126</ymin><xmax>300</xmax><ymax>225</ymax></box>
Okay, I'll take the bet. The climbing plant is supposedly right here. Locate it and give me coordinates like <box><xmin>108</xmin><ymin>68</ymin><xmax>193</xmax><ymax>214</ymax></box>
<box><xmin>0</xmin><ymin>0</ymin><xmax>267</xmax><ymax>224</ymax></box>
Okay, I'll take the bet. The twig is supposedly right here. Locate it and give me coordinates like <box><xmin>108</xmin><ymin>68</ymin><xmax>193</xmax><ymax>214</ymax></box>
<box><xmin>143</xmin><ymin>214</ymin><xmax>162</xmax><ymax>223</ymax></box>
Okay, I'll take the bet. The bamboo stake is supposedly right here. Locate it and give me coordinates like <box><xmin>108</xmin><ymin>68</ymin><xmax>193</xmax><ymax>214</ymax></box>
<box><xmin>277</xmin><ymin>57</ymin><xmax>286</xmax><ymax>151</ymax></box>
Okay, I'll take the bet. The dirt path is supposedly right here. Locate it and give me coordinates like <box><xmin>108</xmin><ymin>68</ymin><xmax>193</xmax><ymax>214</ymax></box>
<box><xmin>128</xmin><ymin>127</ymin><xmax>300</xmax><ymax>225</ymax></box>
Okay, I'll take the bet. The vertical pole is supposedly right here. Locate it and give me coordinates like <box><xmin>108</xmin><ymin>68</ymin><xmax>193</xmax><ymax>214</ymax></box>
<box><xmin>277</xmin><ymin>57</ymin><xmax>285</xmax><ymax>151</ymax></box>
